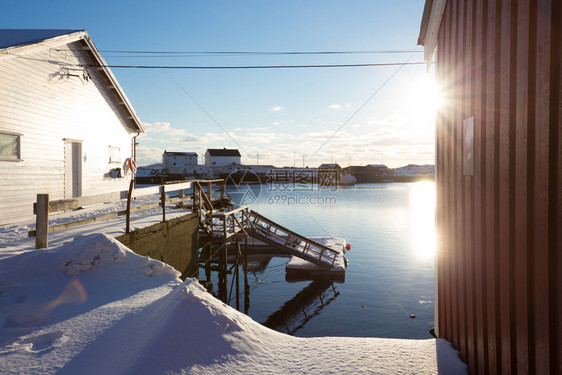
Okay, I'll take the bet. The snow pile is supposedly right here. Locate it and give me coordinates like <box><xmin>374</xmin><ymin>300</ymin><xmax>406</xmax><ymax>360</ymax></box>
<box><xmin>0</xmin><ymin>233</ymin><xmax>467</xmax><ymax>374</ymax></box>
<box><xmin>59</xmin><ymin>234</ymin><xmax>179</xmax><ymax>278</ymax></box>
<box><xmin>60</xmin><ymin>235</ymin><xmax>128</xmax><ymax>276</ymax></box>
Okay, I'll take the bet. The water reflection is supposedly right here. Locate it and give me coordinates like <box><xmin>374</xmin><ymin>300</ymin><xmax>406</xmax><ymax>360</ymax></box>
<box><xmin>201</xmin><ymin>182</ymin><xmax>436</xmax><ymax>338</ymax></box>
<box><xmin>409</xmin><ymin>182</ymin><xmax>436</xmax><ymax>259</ymax></box>
<box><xmin>262</xmin><ymin>280</ymin><xmax>341</xmax><ymax>335</ymax></box>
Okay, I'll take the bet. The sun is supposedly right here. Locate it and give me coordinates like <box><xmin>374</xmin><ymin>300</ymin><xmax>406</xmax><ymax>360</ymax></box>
<box><xmin>404</xmin><ymin>73</ymin><xmax>443</xmax><ymax>123</ymax></box>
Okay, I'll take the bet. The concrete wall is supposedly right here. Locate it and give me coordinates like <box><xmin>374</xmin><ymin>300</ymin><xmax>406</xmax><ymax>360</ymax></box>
<box><xmin>115</xmin><ymin>212</ymin><xmax>199</xmax><ymax>277</ymax></box>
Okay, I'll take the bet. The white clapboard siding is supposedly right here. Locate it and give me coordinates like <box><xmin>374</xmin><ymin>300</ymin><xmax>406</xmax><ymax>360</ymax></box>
<box><xmin>0</xmin><ymin>39</ymin><xmax>140</xmax><ymax>224</ymax></box>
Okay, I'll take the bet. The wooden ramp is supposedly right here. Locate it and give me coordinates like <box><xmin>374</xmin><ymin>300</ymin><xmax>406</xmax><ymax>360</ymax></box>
<box><xmin>246</xmin><ymin>210</ymin><xmax>340</xmax><ymax>269</ymax></box>
<box><xmin>194</xmin><ymin>181</ymin><xmax>340</xmax><ymax>270</ymax></box>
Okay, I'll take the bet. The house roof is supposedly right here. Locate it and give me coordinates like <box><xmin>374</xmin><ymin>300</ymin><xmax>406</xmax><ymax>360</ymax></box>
<box><xmin>0</xmin><ymin>29</ymin><xmax>144</xmax><ymax>134</ymax></box>
<box><xmin>163</xmin><ymin>151</ymin><xmax>198</xmax><ymax>156</ymax></box>
<box><xmin>0</xmin><ymin>29</ymin><xmax>83</xmax><ymax>49</ymax></box>
<box><xmin>367</xmin><ymin>164</ymin><xmax>388</xmax><ymax>168</ymax></box>
<box><xmin>318</xmin><ymin>163</ymin><xmax>341</xmax><ymax>169</ymax></box>
<box><xmin>206</xmin><ymin>148</ymin><xmax>241</xmax><ymax>157</ymax></box>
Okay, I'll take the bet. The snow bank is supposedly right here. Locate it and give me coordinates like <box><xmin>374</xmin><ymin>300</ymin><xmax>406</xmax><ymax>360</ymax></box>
<box><xmin>0</xmin><ymin>233</ymin><xmax>467</xmax><ymax>374</ymax></box>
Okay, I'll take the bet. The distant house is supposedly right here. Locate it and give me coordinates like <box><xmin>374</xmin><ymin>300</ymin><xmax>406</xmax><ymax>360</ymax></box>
<box><xmin>318</xmin><ymin>163</ymin><xmax>341</xmax><ymax>171</ymax></box>
<box><xmin>162</xmin><ymin>150</ymin><xmax>197</xmax><ymax>172</ymax></box>
<box><xmin>205</xmin><ymin>148</ymin><xmax>241</xmax><ymax>167</ymax></box>
<box><xmin>366</xmin><ymin>164</ymin><xmax>388</xmax><ymax>171</ymax></box>
<box><xmin>0</xmin><ymin>29</ymin><xmax>144</xmax><ymax>224</ymax></box>
<box><xmin>342</xmin><ymin>164</ymin><xmax>392</xmax><ymax>183</ymax></box>
<box><xmin>392</xmin><ymin>164</ymin><xmax>434</xmax><ymax>177</ymax></box>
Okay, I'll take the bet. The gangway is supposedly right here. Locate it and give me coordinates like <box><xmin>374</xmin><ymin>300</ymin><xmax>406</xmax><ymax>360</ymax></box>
<box><xmin>196</xmin><ymin>208</ymin><xmax>340</xmax><ymax>269</ymax></box>
<box><xmin>194</xmin><ymin>182</ymin><xmax>341</xmax><ymax>273</ymax></box>
<box><xmin>246</xmin><ymin>210</ymin><xmax>340</xmax><ymax>269</ymax></box>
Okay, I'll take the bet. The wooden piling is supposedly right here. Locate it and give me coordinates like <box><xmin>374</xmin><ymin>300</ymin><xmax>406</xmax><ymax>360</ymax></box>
<box><xmin>35</xmin><ymin>194</ymin><xmax>49</xmax><ymax>249</ymax></box>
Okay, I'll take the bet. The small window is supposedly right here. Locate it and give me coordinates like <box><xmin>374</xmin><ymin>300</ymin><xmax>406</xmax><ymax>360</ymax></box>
<box><xmin>0</xmin><ymin>132</ymin><xmax>21</xmax><ymax>161</ymax></box>
<box><xmin>109</xmin><ymin>146</ymin><xmax>121</xmax><ymax>164</ymax></box>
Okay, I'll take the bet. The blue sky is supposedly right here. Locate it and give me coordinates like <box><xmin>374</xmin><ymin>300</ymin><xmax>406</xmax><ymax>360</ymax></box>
<box><xmin>3</xmin><ymin>0</ymin><xmax>436</xmax><ymax>168</ymax></box>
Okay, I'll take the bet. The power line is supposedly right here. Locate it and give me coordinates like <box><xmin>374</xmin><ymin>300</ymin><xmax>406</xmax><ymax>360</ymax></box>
<box><xmin>308</xmin><ymin>54</ymin><xmax>415</xmax><ymax>160</ymax></box>
<box><xmin>82</xmin><ymin>61</ymin><xmax>427</xmax><ymax>70</ymax></box>
<box><xmin>151</xmin><ymin>58</ymin><xmax>249</xmax><ymax>156</ymax></box>
<box><xmin>97</xmin><ymin>49</ymin><xmax>424</xmax><ymax>56</ymax></box>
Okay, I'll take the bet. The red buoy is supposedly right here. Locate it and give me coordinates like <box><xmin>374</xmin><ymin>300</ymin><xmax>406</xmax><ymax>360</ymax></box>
<box><xmin>346</xmin><ymin>244</ymin><xmax>351</xmax><ymax>250</ymax></box>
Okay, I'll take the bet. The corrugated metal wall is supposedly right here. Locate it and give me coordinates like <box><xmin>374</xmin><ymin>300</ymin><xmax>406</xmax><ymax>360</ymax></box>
<box><xmin>434</xmin><ymin>0</ymin><xmax>560</xmax><ymax>373</ymax></box>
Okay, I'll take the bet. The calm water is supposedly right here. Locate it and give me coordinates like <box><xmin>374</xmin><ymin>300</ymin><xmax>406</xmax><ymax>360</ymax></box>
<box><xmin>203</xmin><ymin>182</ymin><xmax>436</xmax><ymax>339</ymax></box>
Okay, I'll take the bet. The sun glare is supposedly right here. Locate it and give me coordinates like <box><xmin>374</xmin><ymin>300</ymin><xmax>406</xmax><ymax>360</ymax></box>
<box><xmin>405</xmin><ymin>74</ymin><xmax>443</xmax><ymax>124</ymax></box>
<box><xmin>410</xmin><ymin>182</ymin><xmax>436</xmax><ymax>259</ymax></box>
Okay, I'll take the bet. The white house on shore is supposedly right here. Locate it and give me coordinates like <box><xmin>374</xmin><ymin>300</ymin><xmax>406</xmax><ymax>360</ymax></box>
<box><xmin>162</xmin><ymin>150</ymin><xmax>197</xmax><ymax>173</ymax></box>
<box><xmin>0</xmin><ymin>29</ymin><xmax>144</xmax><ymax>225</ymax></box>
<box><xmin>204</xmin><ymin>148</ymin><xmax>241</xmax><ymax>167</ymax></box>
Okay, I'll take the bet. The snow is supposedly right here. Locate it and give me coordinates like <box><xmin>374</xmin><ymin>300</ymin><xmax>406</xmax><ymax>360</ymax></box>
<box><xmin>0</xmin><ymin>229</ymin><xmax>467</xmax><ymax>374</ymax></box>
<box><xmin>286</xmin><ymin>236</ymin><xmax>347</xmax><ymax>272</ymax></box>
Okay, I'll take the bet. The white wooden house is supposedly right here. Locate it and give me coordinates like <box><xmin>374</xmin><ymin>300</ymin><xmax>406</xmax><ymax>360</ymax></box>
<box><xmin>162</xmin><ymin>150</ymin><xmax>198</xmax><ymax>174</ymax></box>
<box><xmin>204</xmin><ymin>148</ymin><xmax>241</xmax><ymax>167</ymax></box>
<box><xmin>0</xmin><ymin>29</ymin><xmax>144</xmax><ymax>224</ymax></box>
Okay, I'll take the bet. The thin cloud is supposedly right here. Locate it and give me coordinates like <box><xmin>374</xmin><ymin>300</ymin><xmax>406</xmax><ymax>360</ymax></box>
<box><xmin>328</xmin><ymin>104</ymin><xmax>342</xmax><ymax>110</ymax></box>
<box><xmin>268</xmin><ymin>105</ymin><xmax>284</xmax><ymax>112</ymax></box>
<box><xmin>142</xmin><ymin>121</ymin><xmax>185</xmax><ymax>136</ymax></box>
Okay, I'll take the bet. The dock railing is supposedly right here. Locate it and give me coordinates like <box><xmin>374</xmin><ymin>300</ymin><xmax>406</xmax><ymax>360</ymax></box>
<box><xmin>201</xmin><ymin>206</ymin><xmax>254</xmax><ymax>241</ymax></box>
<box><xmin>30</xmin><ymin>179</ymin><xmax>229</xmax><ymax>249</ymax></box>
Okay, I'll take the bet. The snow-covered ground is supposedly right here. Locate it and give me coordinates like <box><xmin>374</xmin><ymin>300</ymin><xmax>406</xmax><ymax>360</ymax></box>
<box><xmin>0</xmin><ymin>229</ymin><xmax>467</xmax><ymax>374</ymax></box>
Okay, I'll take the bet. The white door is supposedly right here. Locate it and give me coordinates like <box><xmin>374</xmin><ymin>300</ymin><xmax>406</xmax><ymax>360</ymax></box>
<box><xmin>65</xmin><ymin>141</ymin><xmax>82</xmax><ymax>198</ymax></box>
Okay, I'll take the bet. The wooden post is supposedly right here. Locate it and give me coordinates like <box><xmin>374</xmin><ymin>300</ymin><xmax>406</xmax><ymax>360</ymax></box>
<box><xmin>220</xmin><ymin>180</ymin><xmax>225</xmax><ymax>201</ymax></box>
<box><xmin>160</xmin><ymin>185</ymin><xmax>166</xmax><ymax>222</ymax></box>
<box><xmin>207</xmin><ymin>181</ymin><xmax>212</xmax><ymax>202</ymax></box>
<box><xmin>126</xmin><ymin>177</ymin><xmax>134</xmax><ymax>233</ymax></box>
<box><xmin>178</xmin><ymin>189</ymin><xmax>185</xmax><ymax>208</ymax></box>
<box><xmin>235</xmin><ymin>241</ymin><xmax>240</xmax><ymax>311</ymax></box>
<box><xmin>244</xmin><ymin>237</ymin><xmax>249</xmax><ymax>314</ymax></box>
<box><xmin>35</xmin><ymin>194</ymin><xmax>49</xmax><ymax>249</ymax></box>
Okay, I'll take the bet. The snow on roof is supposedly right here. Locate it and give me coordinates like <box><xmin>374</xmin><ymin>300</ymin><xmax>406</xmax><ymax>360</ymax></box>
<box><xmin>163</xmin><ymin>151</ymin><xmax>198</xmax><ymax>156</ymax></box>
<box><xmin>0</xmin><ymin>29</ymin><xmax>82</xmax><ymax>49</ymax></box>
<box><xmin>206</xmin><ymin>148</ymin><xmax>241</xmax><ymax>157</ymax></box>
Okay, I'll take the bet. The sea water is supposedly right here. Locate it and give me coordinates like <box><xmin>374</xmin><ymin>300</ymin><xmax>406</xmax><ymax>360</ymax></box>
<box><xmin>213</xmin><ymin>182</ymin><xmax>436</xmax><ymax>339</ymax></box>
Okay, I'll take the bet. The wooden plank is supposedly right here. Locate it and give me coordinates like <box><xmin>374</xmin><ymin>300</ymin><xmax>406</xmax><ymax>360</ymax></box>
<box><xmin>441</xmin><ymin>0</ymin><xmax>455</xmax><ymax>344</ymax></box>
<box><xmin>435</xmin><ymin>1</ymin><xmax>447</xmax><ymax>339</ymax></box>
<box><xmin>485</xmin><ymin>1</ymin><xmax>500</xmax><ymax>372</ymax></box>
<box><xmin>455</xmin><ymin>0</ymin><xmax>469</xmax><ymax>361</ymax></box>
<box><xmin>514</xmin><ymin>0</ymin><xmax>531</xmax><ymax>372</ymax></box>
<box><xmin>29</xmin><ymin>201</ymin><xmax>162</xmax><ymax>237</ymax></box>
<box><xmin>498</xmin><ymin>0</ymin><xmax>515</xmax><ymax>372</ymax></box>
<box><xmin>463</xmin><ymin>0</ymin><xmax>477</xmax><ymax>370</ymax></box>
<box><xmin>163</xmin><ymin>181</ymin><xmax>193</xmax><ymax>193</ymax></box>
<box><xmin>555</xmin><ymin>2</ymin><xmax>562</xmax><ymax>371</ymax></box>
<box><xmin>472</xmin><ymin>1</ymin><xmax>487</xmax><ymax>372</ymax></box>
<box><xmin>532</xmin><ymin>1</ymin><xmax>552</xmax><ymax>372</ymax></box>
<box><xmin>35</xmin><ymin>194</ymin><xmax>49</xmax><ymax>249</ymax></box>
<box><xmin>449</xmin><ymin>0</ymin><xmax>461</xmax><ymax>352</ymax></box>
